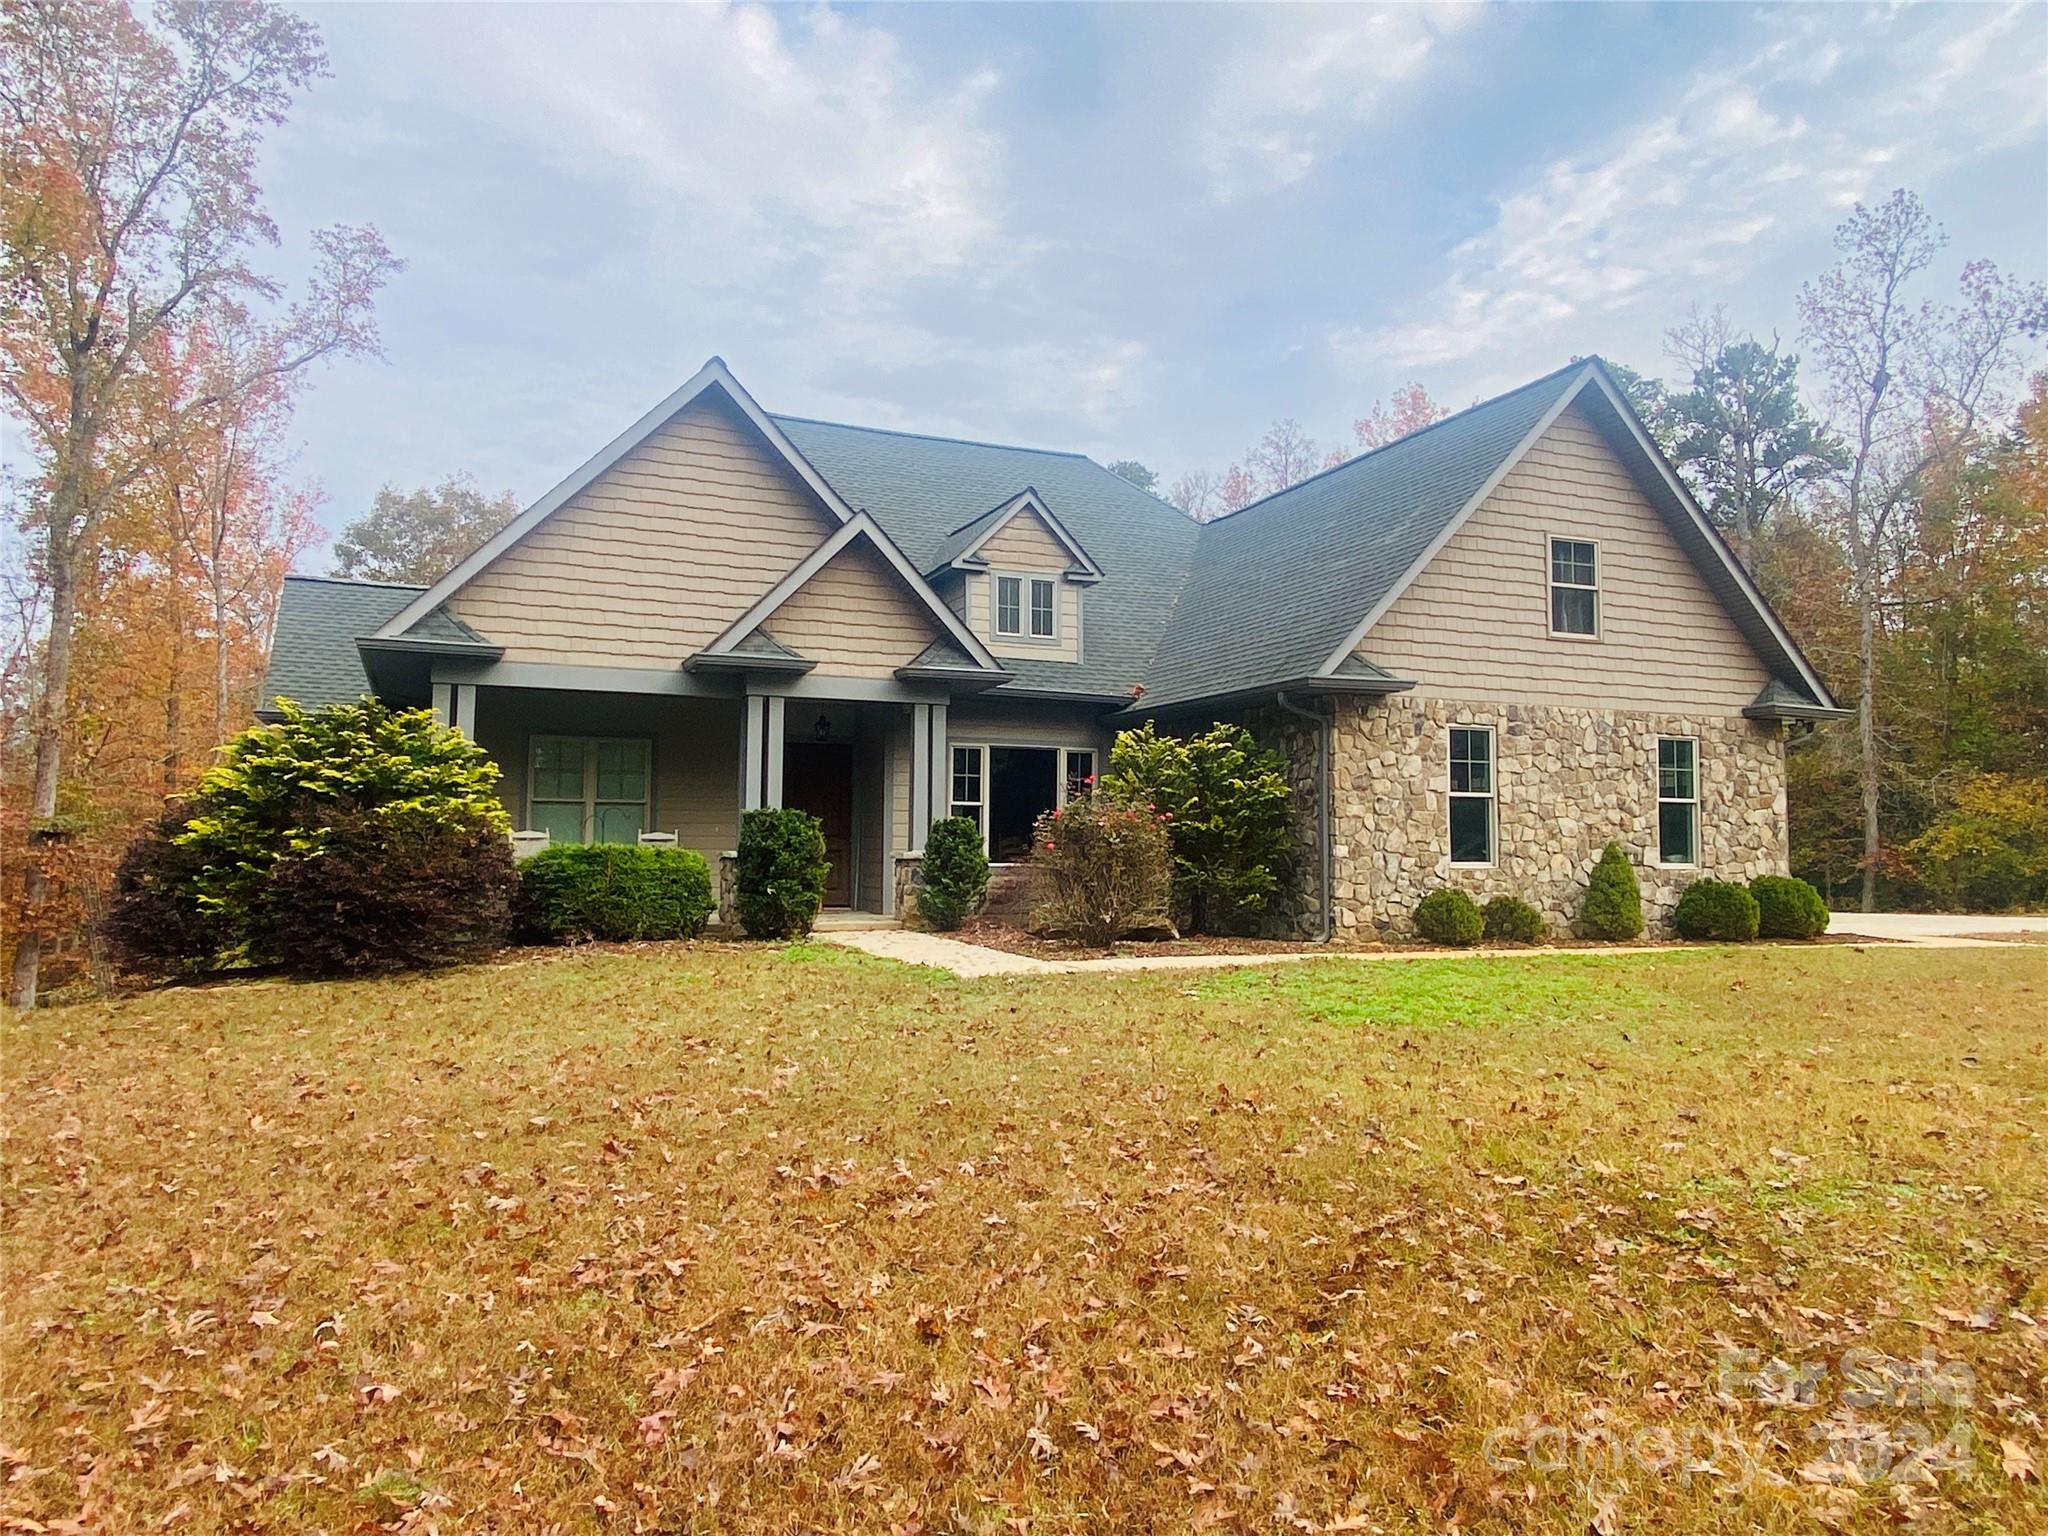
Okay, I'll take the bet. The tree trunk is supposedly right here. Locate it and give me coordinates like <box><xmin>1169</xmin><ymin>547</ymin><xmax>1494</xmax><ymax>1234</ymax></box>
<box><xmin>212</xmin><ymin>576</ymin><xmax>230</xmax><ymax>745</ymax></box>
<box><xmin>9</xmin><ymin>544</ymin><xmax>80</xmax><ymax>1009</ymax></box>
<box><xmin>1856</xmin><ymin>561</ymin><xmax>1881</xmax><ymax>914</ymax></box>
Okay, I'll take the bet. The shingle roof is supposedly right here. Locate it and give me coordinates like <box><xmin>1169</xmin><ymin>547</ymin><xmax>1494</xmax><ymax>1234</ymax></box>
<box><xmin>267</xmin><ymin>358</ymin><xmax>1837</xmax><ymax>718</ymax></box>
<box><xmin>262</xmin><ymin>576</ymin><xmax>425</xmax><ymax>711</ymax></box>
<box><xmin>772</xmin><ymin>416</ymin><xmax>1199</xmax><ymax>699</ymax></box>
<box><xmin>1140</xmin><ymin>363</ymin><xmax>1585</xmax><ymax>710</ymax></box>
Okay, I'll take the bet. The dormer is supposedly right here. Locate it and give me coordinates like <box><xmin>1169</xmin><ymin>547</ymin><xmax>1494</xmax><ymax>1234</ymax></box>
<box><xmin>925</xmin><ymin>489</ymin><xmax>1100</xmax><ymax>663</ymax></box>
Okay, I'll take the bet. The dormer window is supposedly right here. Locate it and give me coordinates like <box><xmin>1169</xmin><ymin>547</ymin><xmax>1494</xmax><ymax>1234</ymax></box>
<box><xmin>1549</xmin><ymin>537</ymin><xmax>1598</xmax><ymax>637</ymax></box>
<box><xmin>995</xmin><ymin>574</ymin><xmax>1056</xmax><ymax>640</ymax></box>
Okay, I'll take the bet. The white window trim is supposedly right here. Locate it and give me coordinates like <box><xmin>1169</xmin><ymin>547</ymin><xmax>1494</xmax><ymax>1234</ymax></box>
<box><xmin>1447</xmin><ymin>725</ymin><xmax>1497</xmax><ymax>869</ymax></box>
<box><xmin>990</xmin><ymin>570</ymin><xmax>1061</xmax><ymax>646</ymax></box>
<box><xmin>946</xmin><ymin>742</ymin><xmax>1098</xmax><ymax>859</ymax></box>
<box><xmin>1546</xmin><ymin>533</ymin><xmax>1601</xmax><ymax>641</ymax></box>
<box><xmin>527</xmin><ymin>734</ymin><xmax>653</xmax><ymax>844</ymax></box>
<box><xmin>1653</xmin><ymin>734</ymin><xmax>1701</xmax><ymax>868</ymax></box>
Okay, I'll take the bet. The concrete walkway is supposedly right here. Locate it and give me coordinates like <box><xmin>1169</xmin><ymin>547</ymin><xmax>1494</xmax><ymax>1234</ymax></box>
<box><xmin>822</xmin><ymin>912</ymin><xmax>2044</xmax><ymax>977</ymax></box>
<box><xmin>1821</xmin><ymin>911</ymin><xmax>2045</xmax><ymax>948</ymax></box>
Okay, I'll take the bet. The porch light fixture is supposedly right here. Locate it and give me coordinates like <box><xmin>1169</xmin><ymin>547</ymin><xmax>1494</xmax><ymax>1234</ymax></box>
<box><xmin>814</xmin><ymin>713</ymin><xmax>831</xmax><ymax>742</ymax></box>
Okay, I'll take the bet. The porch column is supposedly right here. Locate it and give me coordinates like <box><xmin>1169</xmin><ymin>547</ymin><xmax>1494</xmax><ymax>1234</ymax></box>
<box><xmin>739</xmin><ymin>695</ymin><xmax>788</xmax><ymax>811</ymax></box>
<box><xmin>740</xmin><ymin>696</ymin><xmax>765</xmax><ymax>811</ymax></box>
<box><xmin>431</xmin><ymin>682</ymin><xmax>477</xmax><ymax>736</ymax></box>
<box><xmin>908</xmin><ymin>701</ymin><xmax>948</xmax><ymax>851</ymax></box>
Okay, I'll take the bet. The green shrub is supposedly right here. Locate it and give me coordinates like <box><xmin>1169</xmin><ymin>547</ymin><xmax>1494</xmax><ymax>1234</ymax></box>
<box><xmin>1750</xmin><ymin>875</ymin><xmax>1829</xmax><ymax>939</ymax></box>
<box><xmin>1670</xmin><ymin>878</ymin><xmax>1760</xmax><ymax>942</ymax></box>
<box><xmin>1481</xmin><ymin>894</ymin><xmax>1547</xmax><ymax>944</ymax></box>
<box><xmin>918</xmin><ymin>816</ymin><xmax>989</xmax><ymax>931</ymax></box>
<box><xmin>1028</xmin><ymin>795</ymin><xmax>1174</xmax><ymax>947</ymax></box>
<box><xmin>515</xmin><ymin>843</ymin><xmax>714</xmax><ymax>943</ymax></box>
<box><xmin>734</xmin><ymin>808</ymin><xmax>828</xmax><ymax>939</ymax></box>
<box><xmin>269</xmin><ymin>808</ymin><xmax>516</xmax><ymax>975</ymax></box>
<box><xmin>1413</xmin><ymin>888</ymin><xmax>1483</xmax><ymax>946</ymax></box>
<box><xmin>103</xmin><ymin>808</ymin><xmax>231</xmax><ymax>976</ymax></box>
<box><xmin>1103</xmin><ymin>721</ymin><xmax>1293</xmax><ymax>933</ymax></box>
<box><xmin>1580</xmin><ymin>841</ymin><xmax>1645</xmax><ymax>940</ymax></box>
<box><xmin>104</xmin><ymin>699</ymin><xmax>511</xmax><ymax>977</ymax></box>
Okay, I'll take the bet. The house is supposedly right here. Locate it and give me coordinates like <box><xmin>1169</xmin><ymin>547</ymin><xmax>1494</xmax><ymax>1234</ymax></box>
<box><xmin>263</xmin><ymin>356</ymin><xmax>1847</xmax><ymax>935</ymax></box>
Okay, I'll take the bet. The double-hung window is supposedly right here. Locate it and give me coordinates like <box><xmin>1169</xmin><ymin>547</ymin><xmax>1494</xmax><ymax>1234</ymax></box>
<box><xmin>529</xmin><ymin>736</ymin><xmax>650</xmax><ymax>844</ymax></box>
<box><xmin>949</xmin><ymin>745</ymin><xmax>985</xmax><ymax>835</ymax></box>
<box><xmin>993</xmin><ymin>574</ymin><xmax>1057</xmax><ymax>640</ymax></box>
<box><xmin>1657</xmin><ymin>737</ymin><xmax>1698</xmax><ymax>865</ymax></box>
<box><xmin>1549</xmin><ymin>537</ymin><xmax>1598</xmax><ymax>637</ymax></box>
<box><xmin>1448</xmin><ymin>727</ymin><xmax>1495</xmax><ymax>866</ymax></box>
<box><xmin>1062</xmin><ymin>749</ymin><xmax>1095</xmax><ymax>803</ymax></box>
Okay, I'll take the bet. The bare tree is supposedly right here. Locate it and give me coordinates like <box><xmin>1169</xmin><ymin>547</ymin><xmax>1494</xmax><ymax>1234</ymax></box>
<box><xmin>1166</xmin><ymin>468</ymin><xmax>1219</xmax><ymax>522</ymax></box>
<box><xmin>1797</xmin><ymin>189</ymin><xmax>2044</xmax><ymax>911</ymax></box>
<box><xmin>1248</xmin><ymin>419</ymin><xmax>1321</xmax><ymax>495</ymax></box>
<box><xmin>2</xmin><ymin>0</ymin><xmax>399</xmax><ymax>1006</ymax></box>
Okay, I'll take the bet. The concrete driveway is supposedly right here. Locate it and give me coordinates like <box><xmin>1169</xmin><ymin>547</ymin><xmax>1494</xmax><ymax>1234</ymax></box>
<box><xmin>1823</xmin><ymin>911</ymin><xmax>2046</xmax><ymax>947</ymax></box>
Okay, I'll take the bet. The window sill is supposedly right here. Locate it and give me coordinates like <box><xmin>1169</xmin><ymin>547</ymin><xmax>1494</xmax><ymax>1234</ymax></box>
<box><xmin>1545</xmin><ymin>629</ymin><xmax>1602</xmax><ymax>643</ymax></box>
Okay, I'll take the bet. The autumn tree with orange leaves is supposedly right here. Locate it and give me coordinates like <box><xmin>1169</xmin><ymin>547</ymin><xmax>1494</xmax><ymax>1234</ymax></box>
<box><xmin>2</xmin><ymin>0</ymin><xmax>398</xmax><ymax>1005</ymax></box>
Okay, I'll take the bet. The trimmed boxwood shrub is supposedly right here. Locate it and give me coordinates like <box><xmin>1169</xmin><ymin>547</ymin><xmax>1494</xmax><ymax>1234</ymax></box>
<box><xmin>734</xmin><ymin>807</ymin><xmax>828</xmax><ymax>939</ymax></box>
<box><xmin>918</xmin><ymin>816</ymin><xmax>989</xmax><ymax>931</ymax></box>
<box><xmin>1750</xmin><ymin>874</ymin><xmax>1829</xmax><ymax>939</ymax></box>
<box><xmin>1670</xmin><ymin>878</ymin><xmax>1761</xmax><ymax>942</ymax></box>
<box><xmin>1481</xmin><ymin>894</ymin><xmax>1546</xmax><ymax>944</ymax></box>
<box><xmin>104</xmin><ymin>699</ymin><xmax>512</xmax><ymax>979</ymax></box>
<box><xmin>515</xmin><ymin>843</ymin><xmax>714</xmax><ymax>944</ymax></box>
<box><xmin>1580</xmin><ymin>841</ymin><xmax>1645</xmax><ymax>940</ymax></box>
<box><xmin>270</xmin><ymin>808</ymin><xmax>516</xmax><ymax>974</ymax></box>
<box><xmin>1414</xmin><ymin>888</ymin><xmax>1483</xmax><ymax>946</ymax></box>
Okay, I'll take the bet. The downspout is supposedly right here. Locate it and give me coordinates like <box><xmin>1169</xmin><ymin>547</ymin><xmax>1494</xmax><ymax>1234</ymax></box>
<box><xmin>1273</xmin><ymin>691</ymin><xmax>1333</xmax><ymax>942</ymax></box>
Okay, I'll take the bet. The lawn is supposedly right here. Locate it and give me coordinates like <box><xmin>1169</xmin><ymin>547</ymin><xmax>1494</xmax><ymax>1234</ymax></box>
<box><xmin>3</xmin><ymin>944</ymin><xmax>2043</xmax><ymax>1533</ymax></box>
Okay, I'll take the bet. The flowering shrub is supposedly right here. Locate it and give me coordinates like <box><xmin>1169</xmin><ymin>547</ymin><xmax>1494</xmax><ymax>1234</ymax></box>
<box><xmin>1102</xmin><ymin>721</ymin><xmax>1292</xmax><ymax>933</ymax></box>
<box><xmin>1027</xmin><ymin>793</ymin><xmax>1173</xmax><ymax>947</ymax></box>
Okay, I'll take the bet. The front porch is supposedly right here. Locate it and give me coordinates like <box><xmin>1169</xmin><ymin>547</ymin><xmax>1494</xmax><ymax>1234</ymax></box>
<box><xmin>441</xmin><ymin>676</ymin><xmax>953</xmax><ymax>919</ymax></box>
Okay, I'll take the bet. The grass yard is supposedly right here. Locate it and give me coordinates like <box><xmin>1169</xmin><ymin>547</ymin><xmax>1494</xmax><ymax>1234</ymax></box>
<box><xmin>3</xmin><ymin>944</ymin><xmax>2044</xmax><ymax>1534</ymax></box>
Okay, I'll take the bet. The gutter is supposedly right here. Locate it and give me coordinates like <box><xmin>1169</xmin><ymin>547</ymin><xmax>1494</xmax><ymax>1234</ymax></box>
<box><xmin>1273</xmin><ymin>691</ymin><xmax>1334</xmax><ymax>944</ymax></box>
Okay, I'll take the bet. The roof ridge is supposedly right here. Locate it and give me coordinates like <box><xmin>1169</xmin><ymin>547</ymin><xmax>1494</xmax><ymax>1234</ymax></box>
<box><xmin>287</xmin><ymin>573</ymin><xmax>429</xmax><ymax>592</ymax></box>
<box><xmin>771</xmin><ymin>412</ymin><xmax>1093</xmax><ymax>461</ymax></box>
<box><xmin>1198</xmin><ymin>357</ymin><xmax>1595</xmax><ymax>529</ymax></box>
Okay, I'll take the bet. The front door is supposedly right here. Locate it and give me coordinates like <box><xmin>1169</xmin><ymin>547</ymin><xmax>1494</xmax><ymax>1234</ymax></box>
<box><xmin>782</xmin><ymin>742</ymin><xmax>854</xmax><ymax>907</ymax></box>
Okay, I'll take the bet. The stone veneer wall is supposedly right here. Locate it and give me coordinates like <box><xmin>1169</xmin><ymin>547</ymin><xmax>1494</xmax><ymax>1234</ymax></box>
<box><xmin>1237</xmin><ymin>703</ymin><xmax>1328</xmax><ymax>940</ymax></box>
<box><xmin>1324</xmin><ymin>697</ymin><xmax>1788</xmax><ymax>937</ymax></box>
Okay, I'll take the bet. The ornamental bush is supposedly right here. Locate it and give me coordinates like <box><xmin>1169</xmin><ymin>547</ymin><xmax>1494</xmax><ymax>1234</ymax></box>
<box><xmin>1580</xmin><ymin>841</ymin><xmax>1645</xmax><ymax>940</ymax></box>
<box><xmin>515</xmin><ymin>843</ymin><xmax>714</xmax><ymax>944</ymax></box>
<box><xmin>268</xmin><ymin>808</ymin><xmax>516</xmax><ymax>975</ymax></box>
<box><xmin>917</xmin><ymin>816</ymin><xmax>989</xmax><ymax>931</ymax></box>
<box><xmin>1027</xmin><ymin>794</ymin><xmax>1174</xmax><ymax>948</ymax></box>
<box><xmin>1413</xmin><ymin>888</ymin><xmax>1484</xmax><ymax>946</ymax></box>
<box><xmin>104</xmin><ymin>699</ymin><xmax>511</xmax><ymax>978</ymax></box>
<box><xmin>1103</xmin><ymin>721</ymin><xmax>1292</xmax><ymax>933</ymax></box>
<box><xmin>1750</xmin><ymin>874</ymin><xmax>1830</xmax><ymax>940</ymax></box>
<box><xmin>1670</xmin><ymin>878</ymin><xmax>1760</xmax><ymax>942</ymax></box>
<box><xmin>734</xmin><ymin>808</ymin><xmax>828</xmax><ymax>939</ymax></box>
<box><xmin>102</xmin><ymin>808</ymin><xmax>232</xmax><ymax>977</ymax></box>
<box><xmin>1481</xmin><ymin>894</ymin><xmax>1547</xmax><ymax>944</ymax></box>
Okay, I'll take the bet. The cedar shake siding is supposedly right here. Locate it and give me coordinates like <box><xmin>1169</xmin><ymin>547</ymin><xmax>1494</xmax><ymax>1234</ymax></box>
<box><xmin>445</xmin><ymin>395</ymin><xmax>839</xmax><ymax>668</ymax></box>
<box><xmin>766</xmin><ymin>539</ymin><xmax>941</xmax><ymax>678</ymax></box>
<box><xmin>1360</xmin><ymin>406</ymin><xmax>1772</xmax><ymax>714</ymax></box>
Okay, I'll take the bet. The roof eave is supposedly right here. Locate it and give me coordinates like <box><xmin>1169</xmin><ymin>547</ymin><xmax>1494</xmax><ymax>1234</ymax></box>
<box><xmin>1118</xmin><ymin>673</ymin><xmax>1416</xmax><ymax>720</ymax></box>
<box><xmin>895</xmin><ymin>665</ymin><xmax>1013</xmax><ymax>693</ymax></box>
<box><xmin>355</xmin><ymin>636</ymin><xmax>506</xmax><ymax>662</ymax></box>
<box><xmin>1743</xmin><ymin>701</ymin><xmax>1854</xmax><ymax>723</ymax></box>
<box><xmin>684</xmin><ymin>651</ymin><xmax>817</xmax><ymax>677</ymax></box>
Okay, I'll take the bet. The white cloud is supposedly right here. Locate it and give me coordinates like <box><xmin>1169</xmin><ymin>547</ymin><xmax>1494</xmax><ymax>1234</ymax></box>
<box><xmin>1336</xmin><ymin>4</ymin><xmax>2046</xmax><ymax>376</ymax></box>
<box><xmin>1200</xmin><ymin>3</ymin><xmax>1479</xmax><ymax>200</ymax></box>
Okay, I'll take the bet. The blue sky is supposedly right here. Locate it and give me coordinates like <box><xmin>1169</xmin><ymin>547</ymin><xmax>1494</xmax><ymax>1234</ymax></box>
<box><xmin>232</xmin><ymin>3</ymin><xmax>2047</xmax><ymax>550</ymax></box>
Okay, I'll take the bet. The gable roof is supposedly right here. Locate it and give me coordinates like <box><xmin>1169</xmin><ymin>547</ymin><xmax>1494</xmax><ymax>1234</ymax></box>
<box><xmin>272</xmin><ymin>354</ymin><xmax>1840</xmax><ymax>721</ymax></box>
<box><xmin>691</xmin><ymin>510</ymin><xmax>1003</xmax><ymax>674</ymax></box>
<box><xmin>373</xmin><ymin>356</ymin><xmax>861</xmax><ymax>643</ymax></box>
<box><xmin>926</xmin><ymin>488</ymin><xmax>1103</xmax><ymax>581</ymax></box>
<box><xmin>1140</xmin><ymin>358</ymin><xmax>1843</xmax><ymax>715</ymax></box>
<box><xmin>773</xmin><ymin>414</ymin><xmax>1200</xmax><ymax>698</ymax></box>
